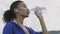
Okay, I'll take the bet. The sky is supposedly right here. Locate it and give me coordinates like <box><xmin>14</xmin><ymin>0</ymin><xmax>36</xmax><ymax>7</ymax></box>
<box><xmin>0</xmin><ymin>0</ymin><xmax>60</xmax><ymax>34</ymax></box>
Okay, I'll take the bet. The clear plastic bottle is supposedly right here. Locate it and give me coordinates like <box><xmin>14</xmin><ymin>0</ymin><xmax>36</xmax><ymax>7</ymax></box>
<box><xmin>29</xmin><ymin>6</ymin><xmax>47</xmax><ymax>14</ymax></box>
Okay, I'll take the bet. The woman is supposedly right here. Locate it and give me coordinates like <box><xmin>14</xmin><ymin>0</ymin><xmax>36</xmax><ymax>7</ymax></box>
<box><xmin>3</xmin><ymin>1</ymin><xmax>48</xmax><ymax>34</ymax></box>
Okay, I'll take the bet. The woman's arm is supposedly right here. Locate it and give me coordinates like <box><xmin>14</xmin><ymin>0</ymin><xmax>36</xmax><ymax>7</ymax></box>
<box><xmin>35</xmin><ymin>11</ymin><xmax>48</xmax><ymax>34</ymax></box>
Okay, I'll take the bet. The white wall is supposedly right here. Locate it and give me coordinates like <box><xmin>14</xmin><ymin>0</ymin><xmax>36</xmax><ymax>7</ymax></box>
<box><xmin>23</xmin><ymin>0</ymin><xmax>60</xmax><ymax>31</ymax></box>
<box><xmin>0</xmin><ymin>0</ymin><xmax>60</xmax><ymax>34</ymax></box>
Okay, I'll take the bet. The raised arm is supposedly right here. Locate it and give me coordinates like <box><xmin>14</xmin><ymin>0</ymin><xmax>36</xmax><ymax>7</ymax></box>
<box><xmin>35</xmin><ymin>9</ymin><xmax>48</xmax><ymax>34</ymax></box>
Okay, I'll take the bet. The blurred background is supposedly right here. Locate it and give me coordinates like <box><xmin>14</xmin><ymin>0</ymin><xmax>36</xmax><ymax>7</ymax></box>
<box><xmin>0</xmin><ymin>0</ymin><xmax>60</xmax><ymax>34</ymax></box>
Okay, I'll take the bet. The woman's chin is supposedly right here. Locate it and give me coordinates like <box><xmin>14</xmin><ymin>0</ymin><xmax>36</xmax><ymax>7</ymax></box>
<box><xmin>25</xmin><ymin>15</ymin><xmax>29</xmax><ymax>18</ymax></box>
<box><xmin>26</xmin><ymin>15</ymin><xmax>29</xmax><ymax>17</ymax></box>
<box><xmin>22</xmin><ymin>15</ymin><xmax>29</xmax><ymax>18</ymax></box>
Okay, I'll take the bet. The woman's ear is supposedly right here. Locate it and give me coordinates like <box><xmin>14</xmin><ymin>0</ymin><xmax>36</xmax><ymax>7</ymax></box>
<box><xmin>16</xmin><ymin>10</ymin><xmax>19</xmax><ymax>12</ymax></box>
<box><xmin>14</xmin><ymin>8</ymin><xmax>19</xmax><ymax>13</ymax></box>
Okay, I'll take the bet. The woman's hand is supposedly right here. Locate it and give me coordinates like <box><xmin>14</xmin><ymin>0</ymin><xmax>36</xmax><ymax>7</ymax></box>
<box><xmin>34</xmin><ymin>7</ymin><xmax>43</xmax><ymax>18</ymax></box>
<box><xmin>35</xmin><ymin>9</ymin><xmax>43</xmax><ymax>18</ymax></box>
<box><xmin>34</xmin><ymin>7</ymin><xmax>48</xmax><ymax>34</ymax></box>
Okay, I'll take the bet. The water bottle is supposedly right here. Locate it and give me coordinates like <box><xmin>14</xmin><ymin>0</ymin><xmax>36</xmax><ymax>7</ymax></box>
<box><xmin>29</xmin><ymin>6</ymin><xmax>47</xmax><ymax>14</ymax></box>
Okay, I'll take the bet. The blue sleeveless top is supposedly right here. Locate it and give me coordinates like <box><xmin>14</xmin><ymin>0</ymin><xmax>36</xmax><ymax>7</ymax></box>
<box><xmin>3</xmin><ymin>21</ymin><xmax>42</xmax><ymax>34</ymax></box>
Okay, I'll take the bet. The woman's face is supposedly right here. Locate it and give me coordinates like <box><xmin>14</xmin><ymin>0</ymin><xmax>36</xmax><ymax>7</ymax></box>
<box><xmin>14</xmin><ymin>2</ymin><xmax>29</xmax><ymax>18</ymax></box>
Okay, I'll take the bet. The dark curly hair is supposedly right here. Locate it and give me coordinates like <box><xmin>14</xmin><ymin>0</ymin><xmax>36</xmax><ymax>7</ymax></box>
<box><xmin>3</xmin><ymin>1</ymin><xmax>23</xmax><ymax>22</ymax></box>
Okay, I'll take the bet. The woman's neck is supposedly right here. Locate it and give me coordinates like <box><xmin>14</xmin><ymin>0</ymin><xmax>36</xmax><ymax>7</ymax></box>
<box><xmin>15</xmin><ymin>15</ymin><xmax>24</xmax><ymax>25</ymax></box>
